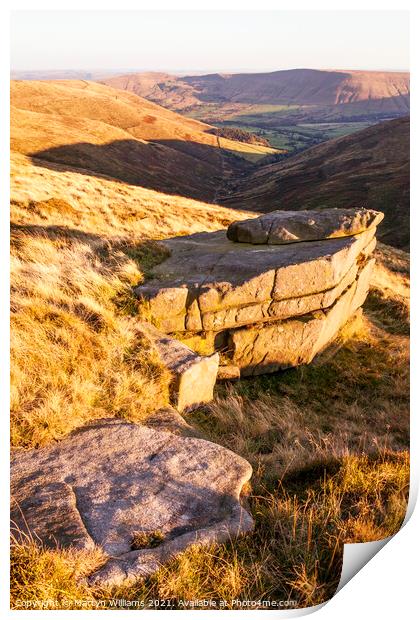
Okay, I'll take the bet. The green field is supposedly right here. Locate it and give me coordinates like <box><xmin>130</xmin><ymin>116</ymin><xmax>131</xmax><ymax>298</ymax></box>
<box><xmin>184</xmin><ymin>103</ymin><xmax>378</xmax><ymax>155</ymax></box>
<box><xmin>212</xmin><ymin>120</ymin><xmax>373</xmax><ymax>154</ymax></box>
<box><xmin>185</xmin><ymin>103</ymin><xmax>303</xmax><ymax>121</ymax></box>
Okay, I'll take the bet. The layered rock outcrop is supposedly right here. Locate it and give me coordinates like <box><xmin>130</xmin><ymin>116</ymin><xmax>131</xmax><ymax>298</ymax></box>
<box><xmin>10</xmin><ymin>208</ymin><xmax>383</xmax><ymax>588</ymax></box>
<box><xmin>135</xmin><ymin>208</ymin><xmax>383</xmax><ymax>378</ymax></box>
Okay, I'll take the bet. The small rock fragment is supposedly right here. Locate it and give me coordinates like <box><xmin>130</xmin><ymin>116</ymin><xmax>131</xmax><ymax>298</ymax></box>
<box><xmin>217</xmin><ymin>365</ymin><xmax>241</xmax><ymax>381</ymax></box>
<box><xmin>138</xmin><ymin>322</ymin><xmax>219</xmax><ymax>412</ymax></box>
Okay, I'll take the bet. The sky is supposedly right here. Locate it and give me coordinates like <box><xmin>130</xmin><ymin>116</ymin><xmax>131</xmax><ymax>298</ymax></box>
<box><xmin>11</xmin><ymin>10</ymin><xmax>409</xmax><ymax>73</ymax></box>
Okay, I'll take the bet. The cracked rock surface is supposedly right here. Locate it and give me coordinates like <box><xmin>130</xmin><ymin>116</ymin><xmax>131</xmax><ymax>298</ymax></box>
<box><xmin>227</xmin><ymin>207</ymin><xmax>384</xmax><ymax>245</ymax></box>
<box><xmin>11</xmin><ymin>418</ymin><xmax>253</xmax><ymax>587</ymax></box>
<box><xmin>134</xmin><ymin>226</ymin><xmax>377</xmax><ymax>334</ymax></box>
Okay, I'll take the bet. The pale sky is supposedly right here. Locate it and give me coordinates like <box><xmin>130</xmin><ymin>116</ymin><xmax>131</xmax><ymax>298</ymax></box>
<box><xmin>11</xmin><ymin>10</ymin><xmax>409</xmax><ymax>73</ymax></box>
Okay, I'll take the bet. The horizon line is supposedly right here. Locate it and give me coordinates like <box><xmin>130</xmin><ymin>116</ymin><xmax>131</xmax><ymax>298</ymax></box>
<box><xmin>10</xmin><ymin>66</ymin><xmax>410</xmax><ymax>75</ymax></box>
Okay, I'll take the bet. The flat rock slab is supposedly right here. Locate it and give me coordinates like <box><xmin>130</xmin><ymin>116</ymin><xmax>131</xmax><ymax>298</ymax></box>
<box><xmin>135</xmin><ymin>228</ymin><xmax>376</xmax><ymax>333</ymax></box>
<box><xmin>138</xmin><ymin>322</ymin><xmax>219</xmax><ymax>412</ymax></box>
<box><xmin>227</xmin><ymin>208</ymin><xmax>383</xmax><ymax>245</ymax></box>
<box><xmin>11</xmin><ymin>419</ymin><xmax>253</xmax><ymax>587</ymax></box>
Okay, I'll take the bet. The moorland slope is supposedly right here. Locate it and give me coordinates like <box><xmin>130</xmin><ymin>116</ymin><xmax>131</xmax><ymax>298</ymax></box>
<box><xmin>10</xmin><ymin>78</ymin><xmax>410</xmax><ymax>609</ymax></box>
<box><xmin>11</xmin><ymin>80</ymin><xmax>275</xmax><ymax>202</ymax></box>
<box><xmin>102</xmin><ymin>69</ymin><xmax>410</xmax><ymax>109</ymax></box>
<box><xmin>10</xmin><ymin>149</ymin><xmax>410</xmax><ymax>607</ymax></box>
<box><xmin>222</xmin><ymin>117</ymin><xmax>410</xmax><ymax>249</ymax></box>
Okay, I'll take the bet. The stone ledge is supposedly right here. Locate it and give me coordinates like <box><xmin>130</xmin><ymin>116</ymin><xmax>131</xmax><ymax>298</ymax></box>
<box><xmin>138</xmin><ymin>322</ymin><xmax>219</xmax><ymax>413</ymax></box>
<box><xmin>135</xmin><ymin>227</ymin><xmax>376</xmax><ymax>333</ymax></box>
<box><xmin>11</xmin><ymin>420</ymin><xmax>253</xmax><ymax>587</ymax></box>
<box><xmin>227</xmin><ymin>207</ymin><xmax>384</xmax><ymax>244</ymax></box>
<box><xmin>229</xmin><ymin>258</ymin><xmax>375</xmax><ymax>376</ymax></box>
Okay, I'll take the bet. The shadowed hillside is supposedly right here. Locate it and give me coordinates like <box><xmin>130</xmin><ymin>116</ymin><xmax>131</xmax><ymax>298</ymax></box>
<box><xmin>11</xmin><ymin>80</ymin><xmax>276</xmax><ymax>201</ymax></box>
<box><xmin>222</xmin><ymin>117</ymin><xmax>410</xmax><ymax>250</ymax></box>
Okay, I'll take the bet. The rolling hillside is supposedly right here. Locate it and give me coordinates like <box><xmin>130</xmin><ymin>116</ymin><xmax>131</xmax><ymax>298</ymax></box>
<box><xmin>222</xmin><ymin>117</ymin><xmax>409</xmax><ymax>249</ymax></box>
<box><xmin>11</xmin><ymin>80</ymin><xmax>276</xmax><ymax>202</ymax></box>
<box><xmin>11</xmin><ymin>151</ymin><xmax>253</xmax><ymax>239</ymax></box>
<box><xmin>101</xmin><ymin>69</ymin><xmax>409</xmax><ymax>155</ymax></box>
<box><xmin>10</xmin><ymin>135</ymin><xmax>410</xmax><ymax>613</ymax></box>
<box><xmin>101</xmin><ymin>68</ymin><xmax>410</xmax><ymax>111</ymax></box>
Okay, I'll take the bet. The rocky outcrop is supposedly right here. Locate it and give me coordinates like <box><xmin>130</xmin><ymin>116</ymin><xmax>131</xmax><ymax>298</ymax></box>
<box><xmin>134</xmin><ymin>208</ymin><xmax>382</xmax><ymax>377</ymax></box>
<box><xmin>226</xmin><ymin>207</ymin><xmax>384</xmax><ymax>244</ymax></box>
<box><xmin>138</xmin><ymin>322</ymin><xmax>219</xmax><ymax>412</ymax></box>
<box><xmin>217</xmin><ymin>365</ymin><xmax>241</xmax><ymax>381</ymax></box>
<box><xmin>11</xmin><ymin>418</ymin><xmax>253</xmax><ymax>587</ymax></box>
<box><xmin>230</xmin><ymin>259</ymin><xmax>374</xmax><ymax>375</ymax></box>
<box><xmin>9</xmin><ymin>209</ymin><xmax>383</xmax><ymax>590</ymax></box>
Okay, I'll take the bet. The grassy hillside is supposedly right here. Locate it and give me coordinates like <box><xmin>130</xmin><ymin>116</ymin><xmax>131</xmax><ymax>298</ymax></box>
<box><xmin>11</xmin><ymin>152</ymin><xmax>409</xmax><ymax>608</ymax></box>
<box><xmin>10</xmin><ymin>151</ymin><xmax>254</xmax><ymax>448</ymax></box>
<box><xmin>10</xmin><ymin>79</ymin><xmax>409</xmax><ymax>609</ymax></box>
<box><xmin>11</xmin><ymin>80</ymin><xmax>276</xmax><ymax>203</ymax></box>
<box><xmin>102</xmin><ymin>69</ymin><xmax>409</xmax><ymax>110</ymax></box>
<box><xmin>222</xmin><ymin>117</ymin><xmax>410</xmax><ymax>250</ymax></box>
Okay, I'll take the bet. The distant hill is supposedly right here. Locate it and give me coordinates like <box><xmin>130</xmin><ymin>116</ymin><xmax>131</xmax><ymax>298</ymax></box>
<box><xmin>101</xmin><ymin>68</ymin><xmax>410</xmax><ymax>113</ymax></box>
<box><xmin>10</xmin><ymin>80</ymin><xmax>409</xmax><ymax>249</ymax></box>
<box><xmin>11</xmin><ymin>80</ymin><xmax>275</xmax><ymax>203</ymax></box>
<box><xmin>221</xmin><ymin>117</ymin><xmax>410</xmax><ymax>250</ymax></box>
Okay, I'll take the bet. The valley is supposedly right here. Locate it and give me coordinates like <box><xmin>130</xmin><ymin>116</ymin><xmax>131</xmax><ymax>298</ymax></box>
<box><xmin>102</xmin><ymin>68</ymin><xmax>409</xmax><ymax>155</ymax></box>
<box><xmin>222</xmin><ymin>117</ymin><xmax>410</xmax><ymax>250</ymax></box>
<box><xmin>11</xmin><ymin>80</ymin><xmax>276</xmax><ymax>204</ymax></box>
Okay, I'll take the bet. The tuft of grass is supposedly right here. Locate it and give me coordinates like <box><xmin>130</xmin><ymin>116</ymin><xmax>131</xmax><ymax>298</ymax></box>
<box><xmin>131</xmin><ymin>530</ymin><xmax>165</xmax><ymax>550</ymax></box>
<box><xmin>10</xmin><ymin>533</ymin><xmax>107</xmax><ymax>610</ymax></box>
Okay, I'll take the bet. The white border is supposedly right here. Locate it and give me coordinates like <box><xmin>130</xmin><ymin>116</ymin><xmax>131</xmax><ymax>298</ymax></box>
<box><xmin>1</xmin><ymin>2</ymin><xmax>417</xmax><ymax>618</ymax></box>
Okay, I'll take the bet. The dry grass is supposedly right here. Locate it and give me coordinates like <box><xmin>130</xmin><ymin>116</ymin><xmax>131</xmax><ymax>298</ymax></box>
<box><xmin>10</xmin><ymin>533</ymin><xmax>107</xmax><ymax>610</ymax></box>
<box><xmin>10</xmin><ymin>230</ymin><xmax>410</xmax><ymax>607</ymax></box>
<box><xmin>11</xmin><ymin>450</ymin><xmax>408</xmax><ymax>610</ymax></box>
<box><xmin>10</xmin><ymin>150</ymin><xmax>256</xmax><ymax>448</ymax></box>
<box><xmin>11</xmin><ymin>152</ymin><xmax>253</xmax><ymax>239</ymax></box>
<box><xmin>10</xmin><ymin>229</ymin><xmax>172</xmax><ymax>448</ymax></box>
<box><xmin>10</xmin><ymin>145</ymin><xmax>409</xmax><ymax>608</ymax></box>
<box><xmin>9</xmin><ymin>148</ymin><xmax>254</xmax><ymax>448</ymax></box>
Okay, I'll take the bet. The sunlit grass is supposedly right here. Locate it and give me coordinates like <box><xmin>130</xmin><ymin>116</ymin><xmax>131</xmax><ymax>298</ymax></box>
<box><xmin>10</xmin><ymin>230</ymin><xmax>172</xmax><ymax>448</ymax></box>
<box><xmin>10</xmin><ymin>152</ymin><xmax>409</xmax><ymax>608</ymax></box>
<box><xmin>11</xmin><ymin>450</ymin><xmax>408</xmax><ymax>610</ymax></box>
